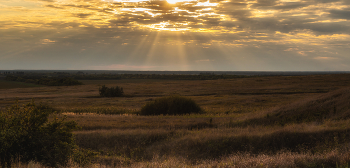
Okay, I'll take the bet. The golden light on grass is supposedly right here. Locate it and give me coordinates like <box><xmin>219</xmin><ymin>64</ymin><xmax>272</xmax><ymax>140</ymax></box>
<box><xmin>3</xmin><ymin>74</ymin><xmax>350</xmax><ymax>166</ymax></box>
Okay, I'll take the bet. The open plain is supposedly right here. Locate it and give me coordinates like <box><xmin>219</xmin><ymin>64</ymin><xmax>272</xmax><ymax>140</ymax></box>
<box><xmin>1</xmin><ymin>74</ymin><xmax>350</xmax><ymax>167</ymax></box>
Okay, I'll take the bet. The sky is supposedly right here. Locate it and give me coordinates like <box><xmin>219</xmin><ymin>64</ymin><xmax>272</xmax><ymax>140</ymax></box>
<box><xmin>0</xmin><ymin>0</ymin><xmax>349</xmax><ymax>71</ymax></box>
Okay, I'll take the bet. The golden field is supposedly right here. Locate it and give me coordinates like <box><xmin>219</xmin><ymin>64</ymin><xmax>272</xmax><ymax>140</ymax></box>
<box><xmin>1</xmin><ymin>74</ymin><xmax>350</xmax><ymax>167</ymax></box>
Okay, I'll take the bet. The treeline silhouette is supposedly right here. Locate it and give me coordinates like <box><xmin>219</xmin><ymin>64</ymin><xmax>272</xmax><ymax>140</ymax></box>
<box><xmin>72</xmin><ymin>74</ymin><xmax>248</xmax><ymax>80</ymax></box>
<box><xmin>5</xmin><ymin>75</ymin><xmax>82</xmax><ymax>86</ymax></box>
<box><xmin>4</xmin><ymin>73</ymin><xmax>249</xmax><ymax>85</ymax></box>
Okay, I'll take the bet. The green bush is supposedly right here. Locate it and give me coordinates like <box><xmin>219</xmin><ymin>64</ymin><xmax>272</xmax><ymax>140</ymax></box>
<box><xmin>99</xmin><ymin>85</ymin><xmax>124</xmax><ymax>97</ymax></box>
<box><xmin>140</xmin><ymin>95</ymin><xmax>202</xmax><ymax>115</ymax></box>
<box><xmin>0</xmin><ymin>101</ymin><xmax>79</xmax><ymax>168</ymax></box>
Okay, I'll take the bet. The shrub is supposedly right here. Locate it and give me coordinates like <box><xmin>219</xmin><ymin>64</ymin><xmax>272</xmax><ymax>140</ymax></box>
<box><xmin>140</xmin><ymin>95</ymin><xmax>202</xmax><ymax>115</ymax></box>
<box><xmin>99</xmin><ymin>85</ymin><xmax>124</xmax><ymax>97</ymax></box>
<box><xmin>0</xmin><ymin>101</ymin><xmax>79</xmax><ymax>168</ymax></box>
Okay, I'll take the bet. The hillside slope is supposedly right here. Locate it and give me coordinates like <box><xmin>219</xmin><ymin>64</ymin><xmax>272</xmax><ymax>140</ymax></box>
<box><xmin>237</xmin><ymin>87</ymin><xmax>350</xmax><ymax>126</ymax></box>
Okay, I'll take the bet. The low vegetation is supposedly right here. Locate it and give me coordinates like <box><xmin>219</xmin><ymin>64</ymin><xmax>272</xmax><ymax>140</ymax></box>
<box><xmin>2</xmin><ymin>74</ymin><xmax>350</xmax><ymax>167</ymax></box>
<box><xmin>0</xmin><ymin>101</ymin><xmax>78</xmax><ymax>168</ymax></box>
<box><xmin>99</xmin><ymin>85</ymin><xmax>124</xmax><ymax>97</ymax></box>
<box><xmin>140</xmin><ymin>95</ymin><xmax>202</xmax><ymax>115</ymax></box>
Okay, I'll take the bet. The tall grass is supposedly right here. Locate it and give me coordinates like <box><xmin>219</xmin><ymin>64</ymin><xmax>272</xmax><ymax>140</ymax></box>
<box><xmin>13</xmin><ymin>150</ymin><xmax>350</xmax><ymax>168</ymax></box>
<box><xmin>124</xmin><ymin>150</ymin><xmax>350</xmax><ymax>168</ymax></box>
<box><xmin>73</xmin><ymin>122</ymin><xmax>350</xmax><ymax>163</ymax></box>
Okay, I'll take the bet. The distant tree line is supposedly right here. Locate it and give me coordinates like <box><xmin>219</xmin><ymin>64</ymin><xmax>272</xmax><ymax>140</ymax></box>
<box><xmin>72</xmin><ymin>74</ymin><xmax>248</xmax><ymax>80</ymax></box>
<box><xmin>1</xmin><ymin>71</ymin><xmax>24</xmax><ymax>75</ymax></box>
<box><xmin>5</xmin><ymin>75</ymin><xmax>82</xmax><ymax>86</ymax></box>
<box><xmin>5</xmin><ymin>73</ymin><xmax>250</xmax><ymax>82</ymax></box>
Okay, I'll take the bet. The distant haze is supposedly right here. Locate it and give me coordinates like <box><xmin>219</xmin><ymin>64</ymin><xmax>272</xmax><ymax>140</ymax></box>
<box><xmin>1</xmin><ymin>70</ymin><xmax>350</xmax><ymax>76</ymax></box>
<box><xmin>0</xmin><ymin>0</ymin><xmax>350</xmax><ymax>71</ymax></box>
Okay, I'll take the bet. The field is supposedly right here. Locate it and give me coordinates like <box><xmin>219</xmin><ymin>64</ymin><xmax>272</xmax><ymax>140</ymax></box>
<box><xmin>0</xmin><ymin>79</ymin><xmax>42</xmax><ymax>90</ymax></box>
<box><xmin>1</xmin><ymin>74</ymin><xmax>350</xmax><ymax>167</ymax></box>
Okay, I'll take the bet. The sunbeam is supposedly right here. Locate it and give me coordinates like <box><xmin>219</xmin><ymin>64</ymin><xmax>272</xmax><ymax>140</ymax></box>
<box><xmin>1</xmin><ymin>0</ymin><xmax>349</xmax><ymax>70</ymax></box>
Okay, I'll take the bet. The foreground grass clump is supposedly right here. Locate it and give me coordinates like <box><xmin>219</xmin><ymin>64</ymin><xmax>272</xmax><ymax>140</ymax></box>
<box><xmin>0</xmin><ymin>101</ymin><xmax>78</xmax><ymax>168</ymax></box>
<box><xmin>140</xmin><ymin>95</ymin><xmax>202</xmax><ymax>115</ymax></box>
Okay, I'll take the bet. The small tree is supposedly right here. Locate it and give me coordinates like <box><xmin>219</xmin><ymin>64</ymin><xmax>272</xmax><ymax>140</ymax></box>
<box><xmin>99</xmin><ymin>85</ymin><xmax>124</xmax><ymax>97</ymax></box>
<box><xmin>0</xmin><ymin>101</ymin><xmax>78</xmax><ymax>168</ymax></box>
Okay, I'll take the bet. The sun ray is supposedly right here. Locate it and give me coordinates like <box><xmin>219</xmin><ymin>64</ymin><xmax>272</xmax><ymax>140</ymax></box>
<box><xmin>145</xmin><ymin>31</ymin><xmax>162</xmax><ymax>66</ymax></box>
<box><xmin>126</xmin><ymin>32</ymin><xmax>153</xmax><ymax>64</ymax></box>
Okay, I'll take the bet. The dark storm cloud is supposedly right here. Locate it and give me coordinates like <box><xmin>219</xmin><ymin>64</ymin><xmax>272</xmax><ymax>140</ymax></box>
<box><xmin>251</xmin><ymin>0</ymin><xmax>341</xmax><ymax>10</ymax></box>
<box><xmin>313</xmin><ymin>0</ymin><xmax>341</xmax><ymax>3</ymax></box>
<box><xmin>178</xmin><ymin>6</ymin><xmax>212</xmax><ymax>12</ymax></box>
<box><xmin>209</xmin><ymin>0</ymin><xmax>350</xmax><ymax>35</ymax></box>
<box><xmin>61</xmin><ymin>3</ymin><xmax>114</xmax><ymax>13</ymax></box>
<box><xmin>39</xmin><ymin>0</ymin><xmax>56</xmax><ymax>2</ymax></box>
<box><xmin>304</xmin><ymin>22</ymin><xmax>350</xmax><ymax>34</ymax></box>
<box><xmin>208</xmin><ymin>0</ymin><xmax>225</xmax><ymax>3</ymax></box>
<box><xmin>45</xmin><ymin>21</ymin><xmax>82</xmax><ymax>29</ymax></box>
<box><xmin>217</xmin><ymin>9</ymin><xmax>251</xmax><ymax>19</ymax></box>
<box><xmin>251</xmin><ymin>0</ymin><xmax>277</xmax><ymax>8</ymax></box>
<box><xmin>63</xmin><ymin>4</ymin><xmax>92</xmax><ymax>8</ymax></box>
<box><xmin>222</xmin><ymin>17</ymin><xmax>350</xmax><ymax>34</ymax></box>
<box><xmin>201</xmin><ymin>17</ymin><xmax>221</xmax><ymax>27</ymax></box>
<box><xmin>329</xmin><ymin>9</ymin><xmax>350</xmax><ymax>20</ymax></box>
<box><xmin>45</xmin><ymin>4</ymin><xmax>64</xmax><ymax>9</ymax></box>
<box><xmin>273</xmin><ymin>2</ymin><xmax>308</xmax><ymax>10</ymax></box>
<box><xmin>73</xmin><ymin>13</ymin><xmax>93</xmax><ymax>18</ymax></box>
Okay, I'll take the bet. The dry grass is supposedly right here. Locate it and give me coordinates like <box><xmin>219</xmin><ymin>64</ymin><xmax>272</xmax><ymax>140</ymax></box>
<box><xmin>72</xmin><ymin>121</ymin><xmax>350</xmax><ymax>163</ymax></box>
<box><xmin>124</xmin><ymin>150</ymin><xmax>350</xmax><ymax>168</ymax></box>
<box><xmin>0</xmin><ymin>80</ymin><xmax>43</xmax><ymax>90</ymax></box>
<box><xmin>13</xmin><ymin>150</ymin><xmax>350</xmax><ymax>168</ymax></box>
<box><xmin>2</xmin><ymin>74</ymin><xmax>350</xmax><ymax>114</ymax></box>
<box><xmin>3</xmin><ymin>74</ymin><xmax>350</xmax><ymax>167</ymax></box>
<box><xmin>235</xmin><ymin>87</ymin><xmax>350</xmax><ymax>127</ymax></box>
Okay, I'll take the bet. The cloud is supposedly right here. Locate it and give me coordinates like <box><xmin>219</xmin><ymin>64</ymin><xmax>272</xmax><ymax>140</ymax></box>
<box><xmin>329</xmin><ymin>9</ymin><xmax>350</xmax><ymax>20</ymax></box>
<box><xmin>0</xmin><ymin>0</ymin><xmax>350</xmax><ymax>71</ymax></box>
<box><xmin>45</xmin><ymin>4</ymin><xmax>64</xmax><ymax>9</ymax></box>
<box><xmin>73</xmin><ymin>13</ymin><xmax>93</xmax><ymax>18</ymax></box>
<box><xmin>41</xmin><ymin>39</ymin><xmax>56</xmax><ymax>44</ymax></box>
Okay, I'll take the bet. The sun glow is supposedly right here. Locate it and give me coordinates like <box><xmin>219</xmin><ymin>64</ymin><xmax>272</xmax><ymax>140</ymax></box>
<box><xmin>166</xmin><ymin>0</ymin><xmax>194</xmax><ymax>4</ymax></box>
